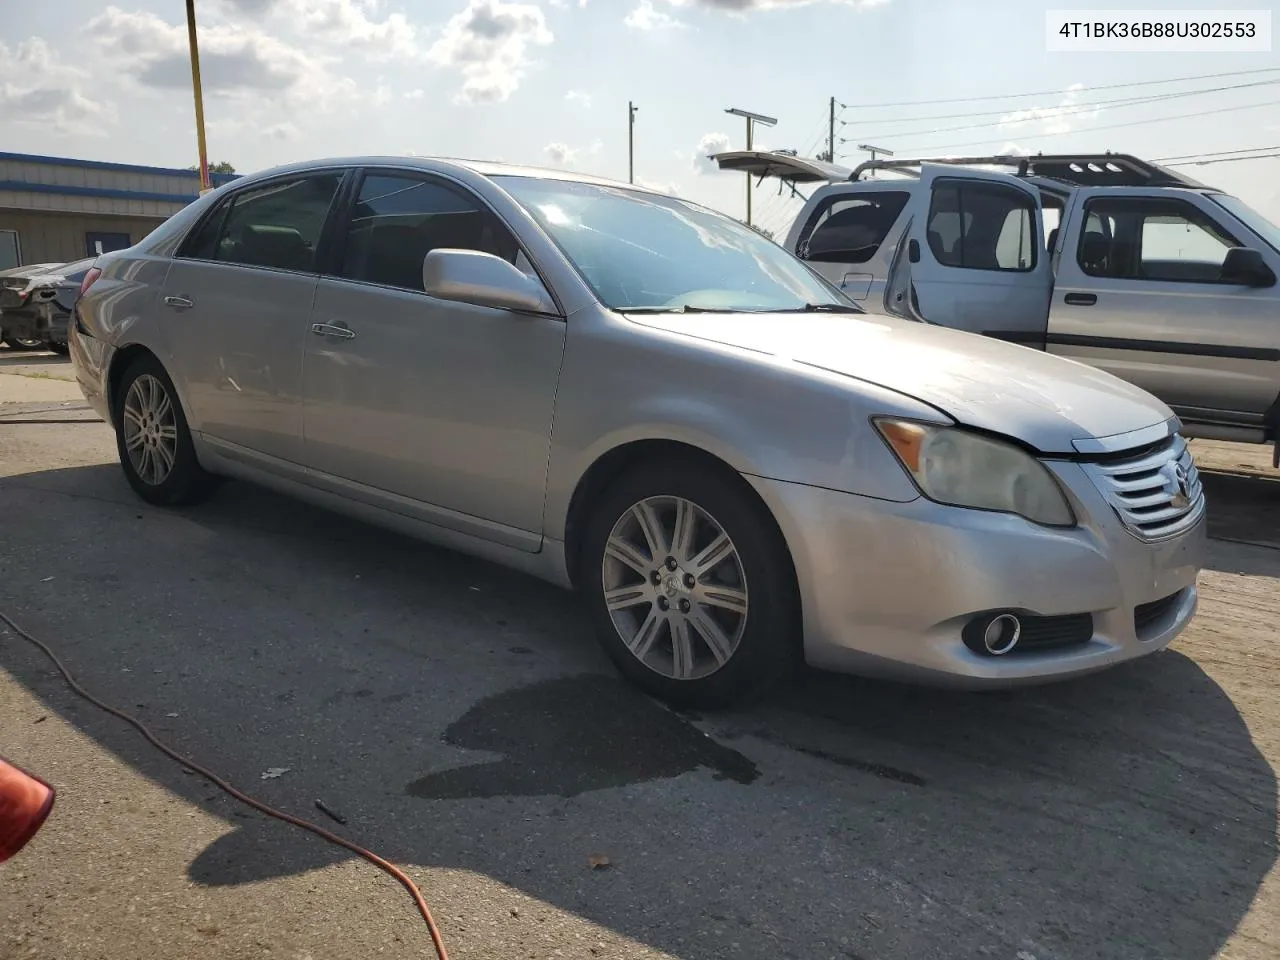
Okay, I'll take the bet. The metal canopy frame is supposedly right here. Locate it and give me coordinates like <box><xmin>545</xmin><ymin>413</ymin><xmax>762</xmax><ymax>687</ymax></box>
<box><xmin>847</xmin><ymin>152</ymin><xmax>1208</xmax><ymax>190</ymax></box>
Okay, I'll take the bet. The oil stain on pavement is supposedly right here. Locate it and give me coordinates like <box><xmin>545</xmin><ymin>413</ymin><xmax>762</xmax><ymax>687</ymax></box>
<box><xmin>406</xmin><ymin>674</ymin><xmax>760</xmax><ymax>800</ymax></box>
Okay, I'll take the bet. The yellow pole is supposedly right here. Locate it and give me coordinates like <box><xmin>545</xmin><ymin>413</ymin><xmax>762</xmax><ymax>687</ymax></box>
<box><xmin>185</xmin><ymin>0</ymin><xmax>211</xmax><ymax>192</ymax></box>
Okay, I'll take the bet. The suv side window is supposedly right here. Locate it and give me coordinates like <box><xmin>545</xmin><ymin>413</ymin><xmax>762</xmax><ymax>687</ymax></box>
<box><xmin>926</xmin><ymin>180</ymin><xmax>1038</xmax><ymax>272</ymax></box>
<box><xmin>181</xmin><ymin>174</ymin><xmax>343</xmax><ymax>272</ymax></box>
<box><xmin>336</xmin><ymin>173</ymin><xmax>521</xmax><ymax>292</ymax></box>
<box><xmin>796</xmin><ymin>191</ymin><xmax>909</xmax><ymax>264</ymax></box>
<box><xmin>1077</xmin><ymin>197</ymin><xmax>1242</xmax><ymax>283</ymax></box>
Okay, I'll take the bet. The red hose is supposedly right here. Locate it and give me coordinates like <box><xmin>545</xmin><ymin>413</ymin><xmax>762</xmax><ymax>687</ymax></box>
<box><xmin>0</xmin><ymin>609</ymin><xmax>449</xmax><ymax>960</ymax></box>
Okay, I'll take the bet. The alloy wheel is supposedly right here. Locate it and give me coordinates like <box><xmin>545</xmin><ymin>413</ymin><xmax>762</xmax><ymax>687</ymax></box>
<box><xmin>122</xmin><ymin>374</ymin><xmax>178</xmax><ymax>486</ymax></box>
<box><xmin>601</xmin><ymin>495</ymin><xmax>749</xmax><ymax>680</ymax></box>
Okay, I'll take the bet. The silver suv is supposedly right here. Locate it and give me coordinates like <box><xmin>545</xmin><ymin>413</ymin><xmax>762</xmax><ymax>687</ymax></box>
<box><xmin>68</xmin><ymin>156</ymin><xmax>1207</xmax><ymax>707</ymax></box>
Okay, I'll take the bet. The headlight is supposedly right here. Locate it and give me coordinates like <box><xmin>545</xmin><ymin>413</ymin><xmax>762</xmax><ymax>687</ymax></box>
<box><xmin>874</xmin><ymin>418</ymin><xmax>1076</xmax><ymax>527</ymax></box>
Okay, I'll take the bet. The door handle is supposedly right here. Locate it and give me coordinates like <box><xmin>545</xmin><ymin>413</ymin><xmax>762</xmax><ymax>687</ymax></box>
<box><xmin>163</xmin><ymin>295</ymin><xmax>194</xmax><ymax>310</ymax></box>
<box><xmin>1063</xmin><ymin>292</ymin><xmax>1097</xmax><ymax>306</ymax></box>
<box><xmin>311</xmin><ymin>322</ymin><xmax>356</xmax><ymax>340</ymax></box>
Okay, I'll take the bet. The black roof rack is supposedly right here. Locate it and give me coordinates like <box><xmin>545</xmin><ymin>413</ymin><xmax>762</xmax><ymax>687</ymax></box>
<box><xmin>849</xmin><ymin>152</ymin><xmax>1207</xmax><ymax>189</ymax></box>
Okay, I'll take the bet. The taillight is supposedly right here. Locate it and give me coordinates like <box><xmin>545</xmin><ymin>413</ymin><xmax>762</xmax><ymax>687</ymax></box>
<box><xmin>78</xmin><ymin>266</ymin><xmax>103</xmax><ymax>300</ymax></box>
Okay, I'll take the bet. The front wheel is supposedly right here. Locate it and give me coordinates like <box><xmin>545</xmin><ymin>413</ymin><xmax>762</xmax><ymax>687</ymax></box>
<box><xmin>112</xmin><ymin>354</ymin><xmax>219</xmax><ymax>506</ymax></box>
<box><xmin>582</xmin><ymin>458</ymin><xmax>801</xmax><ymax>709</ymax></box>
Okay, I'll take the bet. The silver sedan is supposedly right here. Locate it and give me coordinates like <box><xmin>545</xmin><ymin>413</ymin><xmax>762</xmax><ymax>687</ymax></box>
<box><xmin>68</xmin><ymin>157</ymin><xmax>1207</xmax><ymax>707</ymax></box>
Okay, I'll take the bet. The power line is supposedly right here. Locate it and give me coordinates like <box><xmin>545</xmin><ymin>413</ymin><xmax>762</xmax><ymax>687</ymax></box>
<box><xmin>837</xmin><ymin>77</ymin><xmax>1280</xmax><ymax>129</ymax></box>
<box><xmin>1165</xmin><ymin>152</ymin><xmax>1280</xmax><ymax>166</ymax></box>
<box><xmin>842</xmin><ymin>79</ymin><xmax>1280</xmax><ymax>144</ymax></box>
<box><xmin>836</xmin><ymin>67</ymin><xmax>1280</xmax><ymax>110</ymax></box>
<box><xmin>901</xmin><ymin>97</ymin><xmax>1280</xmax><ymax>155</ymax></box>
<box><xmin>1155</xmin><ymin>145</ymin><xmax>1280</xmax><ymax>161</ymax></box>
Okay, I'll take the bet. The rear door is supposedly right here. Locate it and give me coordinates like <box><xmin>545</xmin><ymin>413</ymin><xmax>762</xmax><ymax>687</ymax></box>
<box><xmin>898</xmin><ymin>165</ymin><xmax>1053</xmax><ymax>341</ymax></box>
<box><xmin>1047</xmin><ymin>189</ymin><xmax>1280</xmax><ymax>423</ymax></box>
<box><xmin>159</xmin><ymin>169</ymin><xmax>348</xmax><ymax>469</ymax></box>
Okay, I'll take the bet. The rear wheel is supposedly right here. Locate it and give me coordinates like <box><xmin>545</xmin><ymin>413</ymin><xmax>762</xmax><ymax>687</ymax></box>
<box><xmin>3</xmin><ymin>336</ymin><xmax>45</xmax><ymax>350</ymax></box>
<box><xmin>112</xmin><ymin>354</ymin><xmax>219</xmax><ymax>506</ymax></box>
<box><xmin>581</xmin><ymin>458</ymin><xmax>800</xmax><ymax>709</ymax></box>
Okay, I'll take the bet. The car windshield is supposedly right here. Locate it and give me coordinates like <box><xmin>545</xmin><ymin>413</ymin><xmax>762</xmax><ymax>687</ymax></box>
<box><xmin>492</xmin><ymin>175</ymin><xmax>860</xmax><ymax>313</ymax></box>
<box><xmin>1210</xmin><ymin>193</ymin><xmax>1280</xmax><ymax>254</ymax></box>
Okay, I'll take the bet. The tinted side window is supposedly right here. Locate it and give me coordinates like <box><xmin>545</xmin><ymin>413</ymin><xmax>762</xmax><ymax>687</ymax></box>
<box><xmin>797</xmin><ymin>191</ymin><xmax>909</xmax><ymax>264</ymax></box>
<box><xmin>1078</xmin><ymin>197</ymin><xmax>1242</xmax><ymax>283</ymax></box>
<box><xmin>179</xmin><ymin>199</ymin><xmax>231</xmax><ymax>260</ymax></box>
<box><xmin>338</xmin><ymin>174</ymin><xmax>520</xmax><ymax>292</ymax></box>
<box><xmin>926</xmin><ymin>180</ymin><xmax>1038</xmax><ymax>272</ymax></box>
<box><xmin>209</xmin><ymin>175</ymin><xmax>343</xmax><ymax>273</ymax></box>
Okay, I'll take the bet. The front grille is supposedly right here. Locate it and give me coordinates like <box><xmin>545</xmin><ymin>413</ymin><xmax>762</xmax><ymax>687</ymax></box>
<box><xmin>1015</xmin><ymin>612</ymin><xmax>1095</xmax><ymax>652</ymax></box>
<box><xmin>1081</xmin><ymin>434</ymin><xmax>1204</xmax><ymax>541</ymax></box>
<box><xmin>1134</xmin><ymin>590</ymin><xmax>1185</xmax><ymax>636</ymax></box>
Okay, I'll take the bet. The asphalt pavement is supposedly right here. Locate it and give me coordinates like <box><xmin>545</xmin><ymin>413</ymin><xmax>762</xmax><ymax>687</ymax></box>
<box><xmin>1</xmin><ymin>351</ymin><xmax>1277</xmax><ymax>960</ymax></box>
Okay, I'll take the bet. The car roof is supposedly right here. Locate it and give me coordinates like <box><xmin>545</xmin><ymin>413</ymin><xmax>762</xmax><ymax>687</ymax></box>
<box><xmin>223</xmin><ymin>155</ymin><xmax>673</xmax><ymax>198</ymax></box>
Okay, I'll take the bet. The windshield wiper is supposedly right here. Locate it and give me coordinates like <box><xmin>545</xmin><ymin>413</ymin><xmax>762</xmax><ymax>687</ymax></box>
<box><xmin>621</xmin><ymin>305</ymin><xmax>749</xmax><ymax>314</ymax></box>
<box><xmin>786</xmin><ymin>302</ymin><xmax>863</xmax><ymax>313</ymax></box>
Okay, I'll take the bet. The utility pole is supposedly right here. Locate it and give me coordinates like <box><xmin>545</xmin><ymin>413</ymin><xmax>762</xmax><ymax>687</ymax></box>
<box><xmin>725</xmin><ymin>107</ymin><xmax>777</xmax><ymax>226</ymax></box>
<box><xmin>628</xmin><ymin>101</ymin><xmax>638</xmax><ymax>184</ymax></box>
<box><xmin>828</xmin><ymin>96</ymin><xmax>836</xmax><ymax>164</ymax></box>
<box><xmin>184</xmin><ymin>0</ymin><xmax>211</xmax><ymax>192</ymax></box>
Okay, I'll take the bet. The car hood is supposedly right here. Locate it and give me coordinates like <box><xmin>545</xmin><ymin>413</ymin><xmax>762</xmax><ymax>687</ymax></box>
<box><xmin>627</xmin><ymin>311</ymin><xmax>1175</xmax><ymax>454</ymax></box>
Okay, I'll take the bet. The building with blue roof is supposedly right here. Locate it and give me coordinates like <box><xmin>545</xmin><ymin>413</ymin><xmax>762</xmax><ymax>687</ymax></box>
<box><xmin>0</xmin><ymin>152</ymin><xmax>240</xmax><ymax>268</ymax></box>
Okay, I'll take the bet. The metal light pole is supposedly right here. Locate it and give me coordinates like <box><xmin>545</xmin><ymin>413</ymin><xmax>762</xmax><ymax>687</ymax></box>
<box><xmin>725</xmin><ymin>107</ymin><xmax>777</xmax><ymax>225</ymax></box>
<box><xmin>628</xmin><ymin>101</ymin><xmax>638</xmax><ymax>184</ymax></box>
<box><xmin>857</xmin><ymin>143</ymin><xmax>894</xmax><ymax>177</ymax></box>
<box><xmin>185</xmin><ymin>0</ymin><xmax>211</xmax><ymax>192</ymax></box>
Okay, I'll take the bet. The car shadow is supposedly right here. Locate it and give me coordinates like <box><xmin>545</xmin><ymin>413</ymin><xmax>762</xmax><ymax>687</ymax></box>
<box><xmin>0</xmin><ymin>352</ymin><xmax>65</xmax><ymax>366</ymax></box>
<box><xmin>1</xmin><ymin>462</ymin><xmax>1275</xmax><ymax>960</ymax></box>
<box><xmin>1200</xmin><ymin>469</ymin><xmax>1280</xmax><ymax>559</ymax></box>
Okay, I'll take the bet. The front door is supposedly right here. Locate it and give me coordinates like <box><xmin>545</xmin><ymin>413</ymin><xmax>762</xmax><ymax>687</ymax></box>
<box><xmin>1047</xmin><ymin>190</ymin><xmax>1280</xmax><ymax>423</ymax></box>
<box><xmin>159</xmin><ymin>170</ymin><xmax>347</xmax><ymax>468</ymax></box>
<box><xmin>301</xmin><ymin>169</ymin><xmax>566</xmax><ymax>549</ymax></box>
<box><xmin>896</xmin><ymin>165</ymin><xmax>1053</xmax><ymax>342</ymax></box>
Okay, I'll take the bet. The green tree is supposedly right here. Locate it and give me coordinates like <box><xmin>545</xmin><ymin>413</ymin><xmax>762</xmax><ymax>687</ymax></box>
<box><xmin>188</xmin><ymin>161</ymin><xmax>237</xmax><ymax>174</ymax></box>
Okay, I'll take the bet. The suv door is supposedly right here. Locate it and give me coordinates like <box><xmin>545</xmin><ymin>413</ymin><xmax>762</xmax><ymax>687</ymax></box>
<box><xmin>301</xmin><ymin>168</ymin><xmax>566</xmax><ymax>551</ymax></box>
<box><xmin>1047</xmin><ymin>190</ymin><xmax>1280</xmax><ymax>426</ymax></box>
<box><xmin>160</xmin><ymin>170</ymin><xmax>347</xmax><ymax>469</ymax></box>
<box><xmin>791</xmin><ymin>186</ymin><xmax>912</xmax><ymax>305</ymax></box>
<box><xmin>893</xmin><ymin>165</ymin><xmax>1053</xmax><ymax>340</ymax></box>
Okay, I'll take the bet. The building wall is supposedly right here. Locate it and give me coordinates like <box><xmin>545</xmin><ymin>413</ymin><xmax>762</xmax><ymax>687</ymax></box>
<box><xmin>0</xmin><ymin>209</ymin><xmax>166</xmax><ymax>264</ymax></box>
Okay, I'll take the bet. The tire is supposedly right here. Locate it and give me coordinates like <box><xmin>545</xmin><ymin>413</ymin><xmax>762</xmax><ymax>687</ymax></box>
<box><xmin>45</xmin><ymin>341</ymin><xmax>69</xmax><ymax>356</ymax></box>
<box><xmin>581</xmin><ymin>457</ymin><xmax>801</xmax><ymax>710</ymax></box>
<box><xmin>3</xmin><ymin>336</ymin><xmax>44</xmax><ymax>350</ymax></box>
<box><xmin>112</xmin><ymin>353</ymin><xmax>219</xmax><ymax>507</ymax></box>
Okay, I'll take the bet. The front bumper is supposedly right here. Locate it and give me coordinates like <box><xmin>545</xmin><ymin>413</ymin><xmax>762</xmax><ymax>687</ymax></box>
<box><xmin>748</xmin><ymin>459</ymin><xmax>1206</xmax><ymax>688</ymax></box>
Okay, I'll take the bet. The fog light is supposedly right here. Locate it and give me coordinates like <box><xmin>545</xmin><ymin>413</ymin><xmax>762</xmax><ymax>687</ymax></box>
<box><xmin>981</xmin><ymin>614</ymin><xmax>1021</xmax><ymax>655</ymax></box>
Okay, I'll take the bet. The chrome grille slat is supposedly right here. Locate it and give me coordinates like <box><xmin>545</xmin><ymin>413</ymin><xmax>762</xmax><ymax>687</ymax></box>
<box><xmin>1079</xmin><ymin>434</ymin><xmax>1205</xmax><ymax>542</ymax></box>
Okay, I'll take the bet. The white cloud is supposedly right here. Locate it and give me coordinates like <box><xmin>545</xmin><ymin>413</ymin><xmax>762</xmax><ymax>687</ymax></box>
<box><xmin>426</xmin><ymin>0</ymin><xmax>554</xmax><ymax>103</ymax></box>
<box><xmin>632</xmin><ymin>0</ymin><xmax>889</xmax><ymax>24</ymax></box>
<box><xmin>214</xmin><ymin>0</ymin><xmax>419</xmax><ymax>57</ymax></box>
<box><xmin>405</xmin><ymin>88</ymin><xmax>426</xmax><ymax>99</ymax></box>
<box><xmin>545</xmin><ymin>141</ymin><xmax>578</xmax><ymax>166</ymax></box>
<box><xmin>998</xmin><ymin>83</ymin><xmax>1099</xmax><ymax>137</ymax></box>
<box><xmin>588</xmin><ymin>138</ymin><xmax>603</xmax><ymax>154</ymax></box>
<box><xmin>566</xmin><ymin>89</ymin><xmax>592</xmax><ymax>107</ymax></box>
<box><xmin>692</xmin><ymin>131</ymin><xmax>732</xmax><ymax>172</ymax></box>
<box><xmin>87</xmin><ymin>6</ymin><xmax>357</xmax><ymax>108</ymax></box>
<box><xmin>625</xmin><ymin>1</ymin><xmax>684</xmax><ymax>29</ymax></box>
<box><xmin>0</xmin><ymin>38</ymin><xmax>115</xmax><ymax>135</ymax></box>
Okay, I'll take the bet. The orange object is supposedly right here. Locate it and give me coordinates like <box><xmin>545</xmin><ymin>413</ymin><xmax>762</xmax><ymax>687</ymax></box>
<box><xmin>0</xmin><ymin>756</ymin><xmax>54</xmax><ymax>863</ymax></box>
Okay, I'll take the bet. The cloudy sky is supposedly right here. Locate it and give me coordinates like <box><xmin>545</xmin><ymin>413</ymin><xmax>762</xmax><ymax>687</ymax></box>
<box><xmin>3</xmin><ymin>0</ymin><xmax>1280</xmax><ymax>236</ymax></box>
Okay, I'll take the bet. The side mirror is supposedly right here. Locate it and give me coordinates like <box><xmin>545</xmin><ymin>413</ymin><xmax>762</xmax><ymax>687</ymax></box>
<box><xmin>1221</xmin><ymin>247</ymin><xmax>1276</xmax><ymax>288</ymax></box>
<box><xmin>422</xmin><ymin>249</ymin><xmax>555</xmax><ymax>314</ymax></box>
